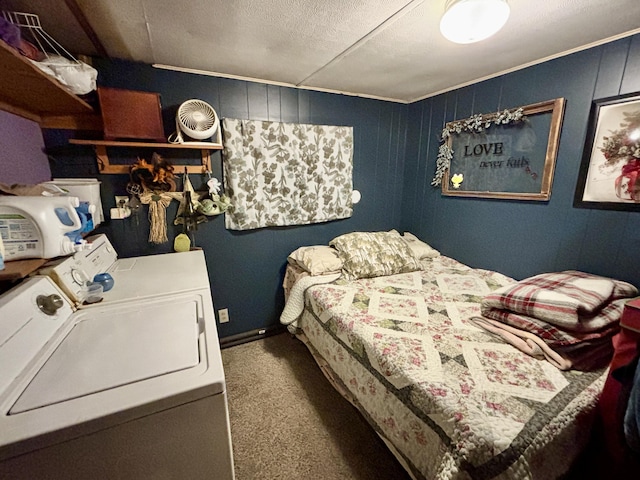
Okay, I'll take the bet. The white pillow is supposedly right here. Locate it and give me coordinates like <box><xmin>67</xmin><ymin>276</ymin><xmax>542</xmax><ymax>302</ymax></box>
<box><xmin>401</xmin><ymin>232</ymin><xmax>440</xmax><ymax>259</ymax></box>
<box><xmin>287</xmin><ymin>246</ymin><xmax>343</xmax><ymax>276</ymax></box>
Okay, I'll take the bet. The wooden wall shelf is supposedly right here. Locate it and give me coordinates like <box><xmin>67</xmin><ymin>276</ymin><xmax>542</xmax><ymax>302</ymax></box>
<box><xmin>69</xmin><ymin>138</ymin><xmax>224</xmax><ymax>174</ymax></box>
<box><xmin>0</xmin><ymin>258</ymin><xmax>48</xmax><ymax>282</ymax></box>
<box><xmin>69</xmin><ymin>139</ymin><xmax>223</xmax><ymax>149</ymax></box>
<box><xmin>0</xmin><ymin>40</ymin><xmax>101</xmax><ymax>130</ymax></box>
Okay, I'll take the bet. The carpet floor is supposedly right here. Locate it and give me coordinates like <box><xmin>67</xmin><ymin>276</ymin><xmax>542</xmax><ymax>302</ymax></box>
<box><xmin>221</xmin><ymin>332</ymin><xmax>412</xmax><ymax>480</ymax></box>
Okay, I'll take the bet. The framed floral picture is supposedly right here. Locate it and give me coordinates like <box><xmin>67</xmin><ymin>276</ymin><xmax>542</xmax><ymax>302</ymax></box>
<box><xmin>574</xmin><ymin>92</ymin><xmax>640</xmax><ymax>211</ymax></box>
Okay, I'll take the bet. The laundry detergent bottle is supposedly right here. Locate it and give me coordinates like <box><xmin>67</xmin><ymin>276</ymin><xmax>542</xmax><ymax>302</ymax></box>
<box><xmin>0</xmin><ymin>232</ymin><xmax>4</xmax><ymax>270</ymax></box>
<box><xmin>0</xmin><ymin>196</ymin><xmax>91</xmax><ymax>261</ymax></box>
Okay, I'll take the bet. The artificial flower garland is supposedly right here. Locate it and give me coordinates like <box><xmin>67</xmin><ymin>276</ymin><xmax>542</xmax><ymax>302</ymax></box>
<box><xmin>431</xmin><ymin>107</ymin><xmax>526</xmax><ymax>186</ymax></box>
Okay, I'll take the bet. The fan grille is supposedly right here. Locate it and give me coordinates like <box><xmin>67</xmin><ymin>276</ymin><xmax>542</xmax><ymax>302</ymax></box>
<box><xmin>177</xmin><ymin>100</ymin><xmax>218</xmax><ymax>140</ymax></box>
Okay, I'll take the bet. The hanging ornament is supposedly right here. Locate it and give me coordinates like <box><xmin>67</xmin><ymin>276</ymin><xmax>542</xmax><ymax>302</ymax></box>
<box><xmin>207</xmin><ymin>176</ymin><xmax>221</xmax><ymax>195</ymax></box>
<box><xmin>174</xmin><ymin>168</ymin><xmax>205</xmax><ymax>228</ymax></box>
<box><xmin>139</xmin><ymin>188</ymin><xmax>179</xmax><ymax>244</ymax></box>
<box><xmin>198</xmin><ymin>170</ymin><xmax>232</xmax><ymax>216</ymax></box>
<box><xmin>129</xmin><ymin>153</ymin><xmax>180</xmax><ymax>244</ymax></box>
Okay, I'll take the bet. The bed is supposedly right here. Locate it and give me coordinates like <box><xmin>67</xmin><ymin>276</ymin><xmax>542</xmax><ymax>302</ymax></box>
<box><xmin>280</xmin><ymin>231</ymin><xmax>637</xmax><ymax>480</ymax></box>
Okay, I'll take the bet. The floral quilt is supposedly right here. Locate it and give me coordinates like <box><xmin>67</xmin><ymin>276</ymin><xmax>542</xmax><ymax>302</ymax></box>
<box><xmin>296</xmin><ymin>256</ymin><xmax>607</xmax><ymax>480</ymax></box>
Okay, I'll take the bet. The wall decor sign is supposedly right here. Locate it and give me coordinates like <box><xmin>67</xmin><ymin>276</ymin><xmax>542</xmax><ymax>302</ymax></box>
<box><xmin>574</xmin><ymin>92</ymin><xmax>640</xmax><ymax>211</ymax></box>
<box><xmin>433</xmin><ymin>98</ymin><xmax>565</xmax><ymax>201</ymax></box>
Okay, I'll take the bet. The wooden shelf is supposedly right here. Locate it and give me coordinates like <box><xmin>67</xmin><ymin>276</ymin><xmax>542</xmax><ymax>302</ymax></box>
<box><xmin>69</xmin><ymin>138</ymin><xmax>223</xmax><ymax>174</ymax></box>
<box><xmin>0</xmin><ymin>258</ymin><xmax>48</xmax><ymax>282</ymax></box>
<box><xmin>0</xmin><ymin>40</ymin><xmax>102</xmax><ymax>130</ymax></box>
<box><xmin>69</xmin><ymin>139</ymin><xmax>223</xmax><ymax>150</ymax></box>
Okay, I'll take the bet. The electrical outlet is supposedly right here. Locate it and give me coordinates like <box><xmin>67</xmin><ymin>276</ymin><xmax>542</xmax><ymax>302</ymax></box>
<box><xmin>115</xmin><ymin>196</ymin><xmax>129</xmax><ymax>208</ymax></box>
<box><xmin>111</xmin><ymin>195</ymin><xmax>132</xmax><ymax>220</ymax></box>
<box><xmin>218</xmin><ymin>308</ymin><xmax>230</xmax><ymax>323</ymax></box>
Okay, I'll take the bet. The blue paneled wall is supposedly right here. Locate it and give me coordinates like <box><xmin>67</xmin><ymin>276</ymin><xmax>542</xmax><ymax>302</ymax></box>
<box><xmin>47</xmin><ymin>34</ymin><xmax>640</xmax><ymax>339</ymax></box>
<box><xmin>402</xmin><ymin>35</ymin><xmax>640</xmax><ymax>288</ymax></box>
<box><xmin>47</xmin><ymin>59</ymin><xmax>408</xmax><ymax>338</ymax></box>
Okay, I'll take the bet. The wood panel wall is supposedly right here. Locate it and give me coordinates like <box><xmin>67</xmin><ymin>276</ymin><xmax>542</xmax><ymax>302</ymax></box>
<box><xmin>48</xmin><ymin>58</ymin><xmax>408</xmax><ymax>337</ymax></box>
<box><xmin>47</xmin><ymin>34</ymin><xmax>640</xmax><ymax>338</ymax></box>
<box><xmin>402</xmin><ymin>34</ymin><xmax>640</xmax><ymax>289</ymax></box>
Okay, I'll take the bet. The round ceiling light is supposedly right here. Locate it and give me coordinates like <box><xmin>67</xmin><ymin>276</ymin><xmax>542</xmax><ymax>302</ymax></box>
<box><xmin>440</xmin><ymin>0</ymin><xmax>510</xmax><ymax>44</ymax></box>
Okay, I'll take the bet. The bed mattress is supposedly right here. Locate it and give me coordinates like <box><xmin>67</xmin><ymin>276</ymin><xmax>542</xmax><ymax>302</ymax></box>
<box><xmin>294</xmin><ymin>255</ymin><xmax>606</xmax><ymax>480</ymax></box>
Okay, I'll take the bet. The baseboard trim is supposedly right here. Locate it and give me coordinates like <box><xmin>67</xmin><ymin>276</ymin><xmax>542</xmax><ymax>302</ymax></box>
<box><xmin>219</xmin><ymin>325</ymin><xmax>286</xmax><ymax>349</ymax></box>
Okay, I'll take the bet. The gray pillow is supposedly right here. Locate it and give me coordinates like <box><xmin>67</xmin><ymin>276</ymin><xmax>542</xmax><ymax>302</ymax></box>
<box><xmin>330</xmin><ymin>231</ymin><xmax>421</xmax><ymax>280</ymax></box>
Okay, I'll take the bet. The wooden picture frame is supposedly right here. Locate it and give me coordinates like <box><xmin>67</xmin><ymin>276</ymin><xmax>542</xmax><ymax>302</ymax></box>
<box><xmin>98</xmin><ymin>87</ymin><xmax>166</xmax><ymax>142</ymax></box>
<box><xmin>574</xmin><ymin>92</ymin><xmax>640</xmax><ymax>211</ymax></box>
<box><xmin>441</xmin><ymin>98</ymin><xmax>565</xmax><ymax>200</ymax></box>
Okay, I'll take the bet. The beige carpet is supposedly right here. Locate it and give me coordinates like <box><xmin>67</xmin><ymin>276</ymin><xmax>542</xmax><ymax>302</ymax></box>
<box><xmin>221</xmin><ymin>333</ymin><xmax>412</xmax><ymax>480</ymax></box>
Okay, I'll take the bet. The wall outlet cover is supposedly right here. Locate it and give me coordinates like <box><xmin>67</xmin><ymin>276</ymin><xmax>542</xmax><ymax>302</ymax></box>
<box><xmin>115</xmin><ymin>195</ymin><xmax>129</xmax><ymax>207</ymax></box>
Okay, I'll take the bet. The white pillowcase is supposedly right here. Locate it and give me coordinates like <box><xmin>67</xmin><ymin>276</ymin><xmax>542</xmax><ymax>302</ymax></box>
<box><xmin>401</xmin><ymin>231</ymin><xmax>440</xmax><ymax>259</ymax></box>
<box><xmin>287</xmin><ymin>245</ymin><xmax>343</xmax><ymax>276</ymax></box>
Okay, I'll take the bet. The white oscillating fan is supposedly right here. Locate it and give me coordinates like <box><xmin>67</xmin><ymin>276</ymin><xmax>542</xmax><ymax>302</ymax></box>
<box><xmin>168</xmin><ymin>99</ymin><xmax>220</xmax><ymax>144</ymax></box>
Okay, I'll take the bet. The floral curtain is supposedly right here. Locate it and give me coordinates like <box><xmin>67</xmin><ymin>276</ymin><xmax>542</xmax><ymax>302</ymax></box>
<box><xmin>221</xmin><ymin>118</ymin><xmax>354</xmax><ymax>230</ymax></box>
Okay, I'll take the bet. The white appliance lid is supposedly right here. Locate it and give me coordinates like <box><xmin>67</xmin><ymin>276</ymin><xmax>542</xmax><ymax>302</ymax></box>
<box><xmin>103</xmin><ymin>250</ymin><xmax>210</xmax><ymax>302</ymax></box>
<box><xmin>10</xmin><ymin>300</ymin><xmax>200</xmax><ymax>414</ymax></box>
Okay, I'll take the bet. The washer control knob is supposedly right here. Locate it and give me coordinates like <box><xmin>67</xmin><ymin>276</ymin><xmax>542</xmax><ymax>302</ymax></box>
<box><xmin>37</xmin><ymin>294</ymin><xmax>64</xmax><ymax>316</ymax></box>
<box><xmin>71</xmin><ymin>268</ymin><xmax>85</xmax><ymax>285</ymax></box>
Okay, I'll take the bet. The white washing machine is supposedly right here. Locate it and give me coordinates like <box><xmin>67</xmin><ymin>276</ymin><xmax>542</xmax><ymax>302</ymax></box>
<box><xmin>37</xmin><ymin>234</ymin><xmax>211</xmax><ymax>308</ymax></box>
<box><xmin>0</xmin><ymin>277</ymin><xmax>235</xmax><ymax>478</ymax></box>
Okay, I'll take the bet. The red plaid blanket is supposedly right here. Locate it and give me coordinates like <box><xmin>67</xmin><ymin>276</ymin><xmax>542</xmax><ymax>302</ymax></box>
<box><xmin>481</xmin><ymin>270</ymin><xmax>637</xmax><ymax>340</ymax></box>
<box><xmin>474</xmin><ymin>271</ymin><xmax>637</xmax><ymax>370</ymax></box>
<box><xmin>482</xmin><ymin>270</ymin><xmax>638</xmax><ymax>334</ymax></box>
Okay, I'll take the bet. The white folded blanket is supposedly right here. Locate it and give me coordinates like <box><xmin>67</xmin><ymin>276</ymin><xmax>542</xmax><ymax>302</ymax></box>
<box><xmin>280</xmin><ymin>273</ymin><xmax>341</xmax><ymax>327</ymax></box>
<box><xmin>470</xmin><ymin>316</ymin><xmax>573</xmax><ymax>370</ymax></box>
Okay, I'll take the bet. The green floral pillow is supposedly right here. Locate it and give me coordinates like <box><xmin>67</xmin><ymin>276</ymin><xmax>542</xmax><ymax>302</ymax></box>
<box><xmin>329</xmin><ymin>231</ymin><xmax>421</xmax><ymax>280</ymax></box>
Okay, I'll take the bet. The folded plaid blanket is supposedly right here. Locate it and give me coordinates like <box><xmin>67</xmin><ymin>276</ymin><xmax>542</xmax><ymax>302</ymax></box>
<box><xmin>473</xmin><ymin>271</ymin><xmax>638</xmax><ymax>370</ymax></box>
<box><xmin>481</xmin><ymin>299</ymin><xmax>627</xmax><ymax>347</ymax></box>
<box><xmin>481</xmin><ymin>270</ymin><xmax>638</xmax><ymax>334</ymax></box>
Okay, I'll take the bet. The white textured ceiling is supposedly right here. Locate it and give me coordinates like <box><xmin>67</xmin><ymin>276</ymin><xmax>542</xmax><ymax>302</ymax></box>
<box><xmin>2</xmin><ymin>0</ymin><xmax>640</xmax><ymax>103</ymax></box>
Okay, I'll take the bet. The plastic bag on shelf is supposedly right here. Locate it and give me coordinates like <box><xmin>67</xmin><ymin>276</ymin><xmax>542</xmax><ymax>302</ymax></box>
<box><xmin>29</xmin><ymin>55</ymin><xmax>97</xmax><ymax>95</ymax></box>
<box><xmin>2</xmin><ymin>11</ymin><xmax>98</xmax><ymax>94</ymax></box>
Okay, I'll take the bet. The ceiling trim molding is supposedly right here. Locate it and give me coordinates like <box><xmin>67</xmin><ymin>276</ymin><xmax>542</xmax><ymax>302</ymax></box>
<box><xmin>409</xmin><ymin>27</ymin><xmax>640</xmax><ymax>104</ymax></box>
<box><xmin>152</xmin><ymin>64</ymin><xmax>409</xmax><ymax>104</ymax></box>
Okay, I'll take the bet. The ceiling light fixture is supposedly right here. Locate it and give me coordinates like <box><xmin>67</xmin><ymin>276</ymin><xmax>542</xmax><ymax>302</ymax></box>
<box><xmin>440</xmin><ymin>0</ymin><xmax>510</xmax><ymax>44</ymax></box>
